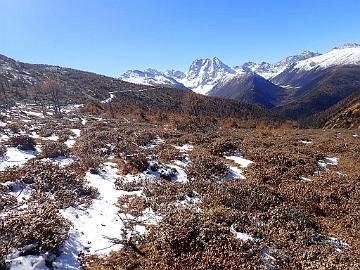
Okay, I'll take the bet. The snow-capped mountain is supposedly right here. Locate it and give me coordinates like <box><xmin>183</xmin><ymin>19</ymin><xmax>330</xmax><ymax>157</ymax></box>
<box><xmin>120</xmin><ymin>43</ymin><xmax>360</xmax><ymax>95</ymax></box>
<box><xmin>236</xmin><ymin>51</ymin><xmax>321</xmax><ymax>80</ymax></box>
<box><xmin>180</xmin><ymin>57</ymin><xmax>237</xmax><ymax>94</ymax></box>
<box><xmin>294</xmin><ymin>43</ymin><xmax>360</xmax><ymax>71</ymax></box>
<box><xmin>164</xmin><ymin>69</ymin><xmax>186</xmax><ymax>80</ymax></box>
<box><xmin>120</xmin><ymin>57</ymin><xmax>240</xmax><ymax>95</ymax></box>
<box><xmin>272</xmin><ymin>43</ymin><xmax>360</xmax><ymax>87</ymax></box>
<box><xmin>120</xmin><ymin>68</ymin><xmax>186</xmax><ymax>89</ymax></box>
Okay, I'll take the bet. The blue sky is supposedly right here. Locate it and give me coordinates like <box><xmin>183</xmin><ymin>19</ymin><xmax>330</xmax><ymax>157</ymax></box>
<box><xmin>0</xmin><ymin>0</ymin><xmax>359</xmax><ymax>76</ymax></box>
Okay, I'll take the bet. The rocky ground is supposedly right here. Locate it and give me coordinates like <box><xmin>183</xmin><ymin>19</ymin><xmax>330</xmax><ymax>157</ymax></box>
<box><xmin>0</xmin><ymin>103</ymin><xmax>359</xmax><ymax>269</ymax></box>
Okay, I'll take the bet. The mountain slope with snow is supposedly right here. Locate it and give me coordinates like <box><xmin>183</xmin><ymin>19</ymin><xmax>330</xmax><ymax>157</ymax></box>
<box><xmin>118</xmin><ymin>43</ymin><xmax>360</xmax><ymax>112</ymax></box>
<box><xmin>180</xmin><ymin>57</ymin><xmax>236</xmax><ymax>94</ymax></box>
<box><xmin>272</xmin><ymin>44</ymin><xmax>360</xmax><ymax>87</ymax></box>
<box><xmin>120</xmin><ymin>57</ymin><xmax>238</xmax><ymax>95</ymax></box>
<box><xmin>295</xmin><ymin>44</ymin><xmax>360</xmax><ymax>71</ymax></box>
<box><xmin>274</xmin><ymin>65</ymin><xmax>360</xmax><ymax>119</ymax></box>
<box><xmin>120</xmin><ymin>69</ymin><xmax>187</xmax><ymax>89</ymax></box>
<box><xmin>238</xmin><ymin>51</ymin><xmax>321</xmax><ymax>80</ymax></box>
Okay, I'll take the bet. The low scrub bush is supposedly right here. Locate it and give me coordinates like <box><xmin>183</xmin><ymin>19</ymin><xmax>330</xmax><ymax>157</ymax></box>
<box><xmin>118</xmin><ymin>153</ymin><xmax>149</xmax><ymax>175</ymax></box>
<box><xmin>0</xmin><ymin>144</ymin><xmax>6</xmax><ymax>156</ymax></box>
<box><xmin>186</xmin><ymin>156</ymin><xmax>229</xmax><ymax>182</ymax></box>
<box><xmin>40</xmin><ymin>142</ymin><xmax>70</xmax><ymax>158</ymax></box>
<box><xmin>21</xmin><ymin>161</ymin><xmax>98</xmax><ymax>208</ymax></box>
<box><xmin>8</xmin><ymin>135</ymin><xmax>36</xmax><ymax>151</ymax></box>
<box><xmin>0</xmin><ymin>203</ymin><xmax>69</xmax><ymax>265</ymax></box>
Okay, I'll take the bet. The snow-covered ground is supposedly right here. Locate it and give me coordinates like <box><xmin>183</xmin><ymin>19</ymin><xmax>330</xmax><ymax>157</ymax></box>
<box><xmin>54</xmin><ymin>162</ymin><xmax>162</xmax><ymax>269</ymax></box>
<box><xmin>230</xmin><ymin>224</ymin><xmax>257</xmax><ymax>242</ymax></box>
<box><xmin>0</xmin><ymin>147</ymin><xmax>40</xmax><ymax>171</ymax></box>
<box><xmin>64</xmin><ymin>129</ymin><xmax>81</xmax><ymax>148</ymax></box>
<box><xmin>54</xmin><ymin>163</ymin><xmax>130</xmax><ymax>268</ymax></box>
<box><xmin>101</xmin><ymin>92</ymin><xmax>116</xmax><ymax>103</ymax></box>
<box><xmin>299</xmin><ymin>139</ymin><xmax>313</xmax><ymax>144</ymax></box>
<box><xmin>224</xmin><ymin>166</ymin><xmax>246</xmax><ymax>180</ymax></box>
<box><xmin>318</xmin><ymin>157</ymin><xmax>339</xmax><ymax>171</ymax></box>
<box><xmin>225</xmin><ymin>151</ymin><xmax>254</xmax><ymax>168</ymax></box>
<box><xmin>7</xmin><ymin>254</ymin><xmax>50</xmax><ymax>270</ymax></box>
<box><xmin>1</xmin><ymin>102</ymin><xmax>356</xmax><ymax>269</ymax></box>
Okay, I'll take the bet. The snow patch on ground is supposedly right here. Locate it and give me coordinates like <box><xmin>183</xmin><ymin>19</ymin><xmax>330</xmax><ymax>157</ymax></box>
<box><xmin>0</xmin><ymin>134</ymin><xmax>10</xmax><ymax>142</ymax></box>
<box><xmin>43</xmin><ymin>156</ymin><xmax>76</xmax><ymax>167</ymax></box>
<box><xmin>225</xmin><ymin>151</ymin><xmax>254</xmax><ymax>168</ymax></box>
<box><xmin>64</xmin><ymin>139</ymin><xmax>76</xmax><ymax>148</ymax></box>
<box><xmin>71</xmin><ymin>129</ymin><xmax>81</xmax><ymax>138</ymax></box>
<box><xmin>7</xmin><ymin>253</ymin><xmax>50</xmax><ymax>270</ymax></box>
<box><xmin>230</xmin><ymin>225</ymin><xmax>256</xmax><ymax>242</ymax></box>
<box><xmin>148</xmin><ymin>162</ymin><xmax>188</xmax><ymax>183</ymax></box>
<box><xmin>101</xmin><ymin>92</ymin><xmax>116</xmax><ymax>103</ymax></box>
<box><xmin>0</xmin><ymin>147</ymin><xmax>38</xmax><ymax>171</ymax></box>
<box><xmin>326</xmin><ymin>237</ymin><xmax>349</xmax><ymax>252</ymax></box>
<box><xmin>311</xmin><ymin>234</ymin><xmax>349</xmax><ymax>252</ymax></box>
<box><xmin>22</xmin><ymin>110</ymin><xmax>45</xmax><ymax>118</ymax></box>
<box><xmin>299</xmin><ymin>140</ymin><xmax>313</xmax><ymax>144</ymax></box>
<box><xmin>55</xmin><ymin>163</ymin><xmax>126</xmax><ymax>269</ymax></box>
<box><xmin>64</xmin><ymin>129</ymin><xmax>81</xmax><ymax>148</ymax></box>
<box><xmin>299</xmin><ymin>176</ymin><xmax>313</xmax><ymax>182</ymax></box>
<box><xmin>224</xmin><ymin>166</ymin><xmax>245</xmax><ymax>180</ymax></box>
<box><xmin>141</xmin><ymin>137</ymin><xmax>165</xmax><ymax>149</ymax></box>
<box><xmin>42</xmin><ymin>134</ymin><xmax>59</xmax><ymax>141</ymax></box>
<box><xmin>173</xmin><ymin>144</ymin><xmax>193</xmax><ymax>152</ymax></box>
<box><xmin>2</xmin><ymin>181</ymin><xmax>33</xmax><ymax>204</ymax></box>
<box><xmin>178</xmin><ymin>191</ymin><xmax>201</xmax><ymax>205</ymax></box>
<box><xmin>260</xmin><ymin>247</ymin><xmax>278</xmax><ymax>269</ymax></box>
<box><xmin>318</xmin><ymin>157</ymin><xmax>338</xmax><ymax>171</ymax></box>
<box><xmin>54</xmin><ymin>162</ymin><xmax>160</xmax><ymax>269</ymax></box>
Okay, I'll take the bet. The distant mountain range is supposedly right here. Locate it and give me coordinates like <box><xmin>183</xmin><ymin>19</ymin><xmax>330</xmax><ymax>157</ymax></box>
<box><xmin>120</xmin><ymin>43</ymin><xmax>360</xmax><ymax>119</ymax></box>
<box><xmin>120</xmin><ymin>43</ymin><xmax>360</xmax><ymax>92</ymax></box>
<box><xmin>0</xmin><ymin>43</ymin><xmax>359</xmax><ymax>127</ymax></box>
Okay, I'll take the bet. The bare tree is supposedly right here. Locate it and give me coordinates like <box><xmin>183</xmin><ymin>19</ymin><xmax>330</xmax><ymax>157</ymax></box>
<box><xmin>0</xmin><ymin>79</ymin><xmax>10</xmax><ymax>107</ymax></box>
<box><xmin>30</xmin><ymin>84</ymin><xmax>47</xmax><ymax>115</ymax></box>
<box><xmin>38</xmin><ymin>79</ymin><xmax>65</xmax><ymax>117</ymax></box>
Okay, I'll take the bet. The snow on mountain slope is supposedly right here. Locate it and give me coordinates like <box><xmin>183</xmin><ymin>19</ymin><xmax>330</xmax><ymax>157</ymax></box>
<box><xmin>164</xmin><ymin>69</ymin><xmax>186</xmax><ymax>80</ymax></box>
<box><xmin>271</xmin><ymin>44</ymin><xmax>360</xmax><ymax>87</ymax></box>
<box><xmin>120</xmin><ymin>57</ymin><xmax>238</xmax><ymax>95</ymax></box>
<box><xmin>294</xmin><ymin>44</ymin><xmax>360</xmax><ymax>71</ymax></box>
<box><xmin>237</xmin><ymin>51</ymin><xmax>321</xmax><ymax>80</ymax></box>
<box><xmin>119</xmin><ymin>43</ymin><xmax>360</xmax><ymax>94</ymax></box>
<box><xmin>120</xmin><ymin>69</ymin><xmax>186</xmax><ymax>89</ymax></box>
<box><xmin>180</xmin><ymin>57</ymin><xmax>236</xmax><ymax>94</ymax></box>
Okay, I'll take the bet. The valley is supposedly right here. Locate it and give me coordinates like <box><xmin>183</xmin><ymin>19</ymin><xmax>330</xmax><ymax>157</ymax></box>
<box><xmin>0</xmin><ymin>43</ymin><xmax>359</xmax><ymax>270</ymax></box>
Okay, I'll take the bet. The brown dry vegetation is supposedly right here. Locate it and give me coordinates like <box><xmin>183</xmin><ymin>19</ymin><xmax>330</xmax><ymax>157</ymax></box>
<box><xmin>76</xmin><ymin>123</ymin><xmax>359</xmax><ymax>270</ymax></box>
<box><xmin>40</xmin><ymin>141</ymin><xmax>70</xmax><ymax>158</ymax></box>
<box><xmin>0</xmin><ymin>143</ymin><xmax>6</xmax><ymax>156</ymax></box>
<box><xmin>0</xmin><ymin>114</ymin><xmax>359</xmax><ymax>269</ymax></box>
<box><xmin>0</xmin><ymin>203</ymin><xmax>69</xmax><ymax>258</ymax></box>
<box><xmin>8</xmin><ymin>135</ymin><xmax>37</xmax><ymax>151</ymax></box>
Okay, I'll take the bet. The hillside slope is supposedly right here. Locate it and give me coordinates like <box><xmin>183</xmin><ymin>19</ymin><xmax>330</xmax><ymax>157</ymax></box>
<box><xmin>304</xmin><ymin>93</ymin><xmax>360</xmax><ymax>129</ymax></box>
<box><xmin>274</xmin><ymin>66</ymin><xmax>360</xmax><ymax>119</ymax></box>
<box><xmin>272</xmin><ymin>44</ymin><xmax>360</xmax><ymax>87</ymax></box>
<box><xmin>82</xmin><ymin>86</ymin><xmax>282</xmax><ymax>125</ymax></box>
<box><xmin>208</xmin><ymin>73</ymin><xmax>287</xmax><ymax>109</ymax></box>
<box><xmin>0</xmin><ymin>53</ymin><xmax>280</xmax><ymax>125</ymax></box>
<box><xmin>0</xmin><ymin>54</ymin><xmax>160</xmax><ymax>105</ymax></box>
